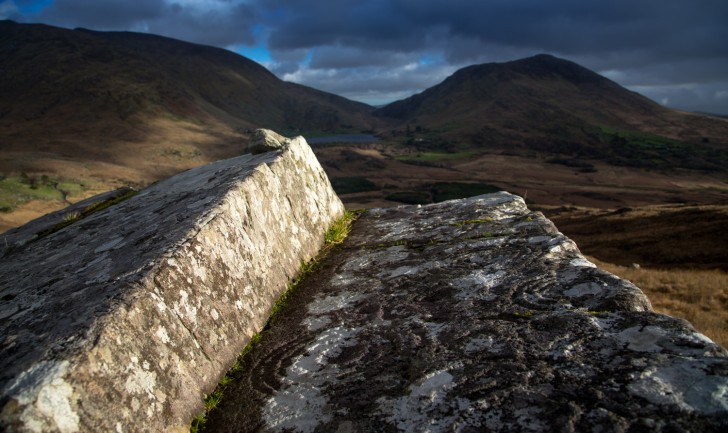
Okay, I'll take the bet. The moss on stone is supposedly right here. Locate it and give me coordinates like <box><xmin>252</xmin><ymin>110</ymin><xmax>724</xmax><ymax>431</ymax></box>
<box><xmin>189</xmin><ymin>210</ymin><xmax>363</xmax><ymax>432</ymax></box>
<box><xmin>450</xmin><ymin>217</ymin><xmax>493</xmax><ymax>227</ymax></box>
<box><xmin>33</xmin><ymin>189</ymin><xmax>138</xmax><ymax>241</ymax></box>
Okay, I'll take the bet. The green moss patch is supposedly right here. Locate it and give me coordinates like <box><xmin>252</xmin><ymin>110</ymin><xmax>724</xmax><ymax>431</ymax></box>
<box><xmin>33</xmin><ymin>189</ymin><xmax>138</xmax><ymax>241</ymax></box>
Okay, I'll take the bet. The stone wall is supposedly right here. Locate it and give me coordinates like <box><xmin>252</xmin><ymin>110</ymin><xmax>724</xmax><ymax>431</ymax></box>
<box><xmin>0</xmin><ymin>131</ymin><xmax>344</xmax><ymax>432</ymax></box>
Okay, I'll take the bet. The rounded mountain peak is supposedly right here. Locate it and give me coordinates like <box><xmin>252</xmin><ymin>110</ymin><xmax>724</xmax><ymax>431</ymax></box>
<box><xmin>505</xmin><ymin>53</ymin><xmax>608</xmax><ymax>85</ymax></box>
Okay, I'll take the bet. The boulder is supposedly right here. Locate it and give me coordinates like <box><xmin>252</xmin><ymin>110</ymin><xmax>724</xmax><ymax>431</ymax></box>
<box><xmin>205</xmin><ymin>193</ymin><xmax>728</xmax><ymax>432</ymax></box>
<box><xmin>248</xmin><ymin>129</ymin><xmax>289</xmax><ymax>155</ymax></box>
<box><xmin>0</xmin><ymin>134</ymin><xmax>344</xmax><ymax>432</ymax></box>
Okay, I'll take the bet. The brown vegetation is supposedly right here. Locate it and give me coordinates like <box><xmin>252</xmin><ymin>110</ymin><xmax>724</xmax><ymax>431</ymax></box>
<box><xmin>591</xmin><ymin>257</ymin><xmax>728</xmax><ymax>349</ymax></box>
<box><xmin>546</xmin><ymin>204</ymin><xmax>728</xmax><ymax>271</ymax></box>
<box><xmin>315</xmin><ymin>143</ymin><xmax>728</xmax><ymax>211</ymax></box>
<box><xmin>546</xmin><ymin>204</ymin><xmax>728</xmax><ymax>348</ymax></box>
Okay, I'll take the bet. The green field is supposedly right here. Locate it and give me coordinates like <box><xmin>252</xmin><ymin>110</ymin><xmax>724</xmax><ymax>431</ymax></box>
<box><xmin>591</xmin><ymin>126</ymin><xmax>728</xmax><ymax>170</ymax></box>
<box><xmin>0</xmin><ymin>175</ymin><xmax>86</xmax><ymax>212</ymax></box>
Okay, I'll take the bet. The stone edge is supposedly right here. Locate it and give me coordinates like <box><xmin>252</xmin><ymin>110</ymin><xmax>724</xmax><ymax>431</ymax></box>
<box><xmin>0</xmin><ymin>135</ymin><xmax>345</xmax><ymax>432</ymax></box>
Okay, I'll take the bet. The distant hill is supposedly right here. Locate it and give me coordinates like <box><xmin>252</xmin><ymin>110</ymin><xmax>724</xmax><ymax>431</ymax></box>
<box><xmin>0</xmin><ymin>20</ymin><xmax>375</xmax><ymax>182</ymax></box>
<box><xmin>2</xmin><ymin>23</ymin><xmax>728</xmax><ymax>231</ymax></box>
<box><xmin>375</xmin><ymin>54</ymin><xmax>728</xmax><ymax>171</ymax></box>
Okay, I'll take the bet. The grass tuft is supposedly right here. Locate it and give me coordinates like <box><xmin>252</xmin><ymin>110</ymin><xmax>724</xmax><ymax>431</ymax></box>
<box><xmin>190</xmin><ymin>415</ymin><xmax>206</xmax><ymax>433</ymax></box>
<box><xmin>269</xmin><ymin>210</ymin><xmax>363</xmax><ymax>326</ymax></box>
<box><xmin>324</xmin><ymin>209</ymin><xmax>363</xmax><ymax>245</ymax></box>
<box><xmin>512</xmin><ymin>311</ymin><xmax>534</xmax><ymax>318</ymax></box>
<box><xmin>189</xmin><ymin>331</ymin><xmax>263</xmax><ymax>433</ymax></box>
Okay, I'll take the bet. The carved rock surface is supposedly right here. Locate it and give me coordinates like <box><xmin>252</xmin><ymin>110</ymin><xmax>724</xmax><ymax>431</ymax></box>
<box><xmin>206</xmin><ymin>193</ymin><xmax>728</xmax><ymax>433</ymax></box>
<box><xmin>0</xmin><ymin>133</ymin><xmax>344</xmax><ymax>432</ymax></box>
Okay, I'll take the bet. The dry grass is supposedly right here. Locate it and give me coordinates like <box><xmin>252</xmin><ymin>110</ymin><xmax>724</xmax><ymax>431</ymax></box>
<box><xmin>548</xmin><ymin>204</ymin><xmax>728</xmax><ymax>271</ymax></box>
<box><xmin>590</xmin><ymin>257</ymin><xmax>728</xmax><ymax>349</ymax></box>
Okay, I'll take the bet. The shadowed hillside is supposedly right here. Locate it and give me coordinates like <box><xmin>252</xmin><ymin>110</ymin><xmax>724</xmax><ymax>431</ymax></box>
<box><xmin>0</xmin><ymin>20</ymin><xmax>375</xmax><ymax>183</ymax></box>
<box><xmin>375</xmin><ymin>54</ymin><xmax>728</xmax><ymax>172</ymax></box>
<box><xmin>3</xmin><ymin>23</ymin><xmax>728</xmax><ymax>232</ymax></box>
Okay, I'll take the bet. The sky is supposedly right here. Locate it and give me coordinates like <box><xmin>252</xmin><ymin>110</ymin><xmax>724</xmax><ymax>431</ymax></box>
<box><xmin>2</xmin><ymin>0</ymin><xmax>728</xmax><ymax>114</ymax></box>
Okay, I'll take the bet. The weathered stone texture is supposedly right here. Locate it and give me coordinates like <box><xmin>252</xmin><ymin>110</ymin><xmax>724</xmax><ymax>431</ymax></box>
<box><xmin>205</xmin><ymin>193</ymin><xmax>728</xmax><ymax>433</ymax></box>
<box><xmin>0</xmin><ymin>187</ymin><xmax>136</xmax><ymax>259</ymax></box>
<box><xmin>0</xmin><ymin>131</ymin><xmax>344</xmax><ymax>432</ymax></box>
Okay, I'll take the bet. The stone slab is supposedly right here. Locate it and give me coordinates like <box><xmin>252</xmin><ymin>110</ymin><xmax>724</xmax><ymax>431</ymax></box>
<box><xmin>1</xmin><ymin>187</ymin><xmax>136</xmax><ymax>258</ymax></box>
<box><xmin>205</xmin><ymin>192</ymin><xmax>728</xmax><ymax>432</ymax></box>
<box><xmin>0</xmin><ymin>131</ymin><xmax>344</xmax><ymax>432</ymax></box>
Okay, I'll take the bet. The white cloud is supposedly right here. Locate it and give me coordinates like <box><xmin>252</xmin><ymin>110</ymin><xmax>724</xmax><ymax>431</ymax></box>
<box><xmin>628</xmin><ymin>82</ymin><xmax>728</xmax><ymax>114</ymax></box>
<box><xmin>277</xmin><ymin>59</ymin><xmax>457</xmax><ymax>106</ymax></box>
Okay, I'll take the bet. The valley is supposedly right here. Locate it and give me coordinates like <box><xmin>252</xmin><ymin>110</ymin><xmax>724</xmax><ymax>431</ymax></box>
<box><xmin>1</xmin><ymin>21</ymin><xmax>727</xmax><ymax>346</ymax></box>
<box><xmin>315</xmin><ymin>141</ymin><xmax>728</xmax><ymax>209</ymax></box>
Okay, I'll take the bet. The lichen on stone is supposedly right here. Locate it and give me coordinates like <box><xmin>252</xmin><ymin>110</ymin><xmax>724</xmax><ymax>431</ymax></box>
<box><xmin>202</xmin><ymin>192</ymin><xmax>728</xmax><ymax>433</ymax></box>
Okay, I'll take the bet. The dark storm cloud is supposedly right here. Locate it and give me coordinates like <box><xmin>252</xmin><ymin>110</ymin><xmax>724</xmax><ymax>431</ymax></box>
<box><xmin>263</xmin><ymin>0</ymin><xmax>423</xmax><ymax>52</ymax></box>
<box><xmin>22</xmin><ymin>0</ymin><xmax>257</xmax><ymax>47</ymax></box>
<box><xmin>264</xmin><ymin>0</ymin><xmax>728</xmax><ymax>63</ymax></box>
<box><xmin>7</xmin><ymin>0</ymin><xmax>728</xmax><ymax>111</ymax></box>
<box><xmin>308</xmin><ymin>46</ymin><xmax>419</xmax><ymax>70</ymax></box>
<box><xmin>31</xmin><ymin>0</ymin><xmax>167</xmax><ymax>29</ymax></box>
<box><xmin>282</xmin><ymin>0</ymin><xmax>728</xmax><ymax>110</ymax></box>
<box><xmin>152</xmin><ymin>2</ymin><xmax>257</xmax><ymax>48</ymax></box>
<box><xmin>251</xmin><ymin>0</ymin><xmax>728</xmax><ymax>109</ymax></box>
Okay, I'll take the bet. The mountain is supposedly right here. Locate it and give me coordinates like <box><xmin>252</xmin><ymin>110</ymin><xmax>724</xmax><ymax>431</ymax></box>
<box><xmin>0</xmin><ymin>20</ymin><xmax>375</xmax><ymax>182</ymax></box>
<box><xmin>375</xmin><ymin>54</ymin><xmax>728</xmax><ymax>171</ymax></box>
<box><xmin>2</xmin><ymin>22</ymin><xmax>728</xmax><ymax>231</ymax></box>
